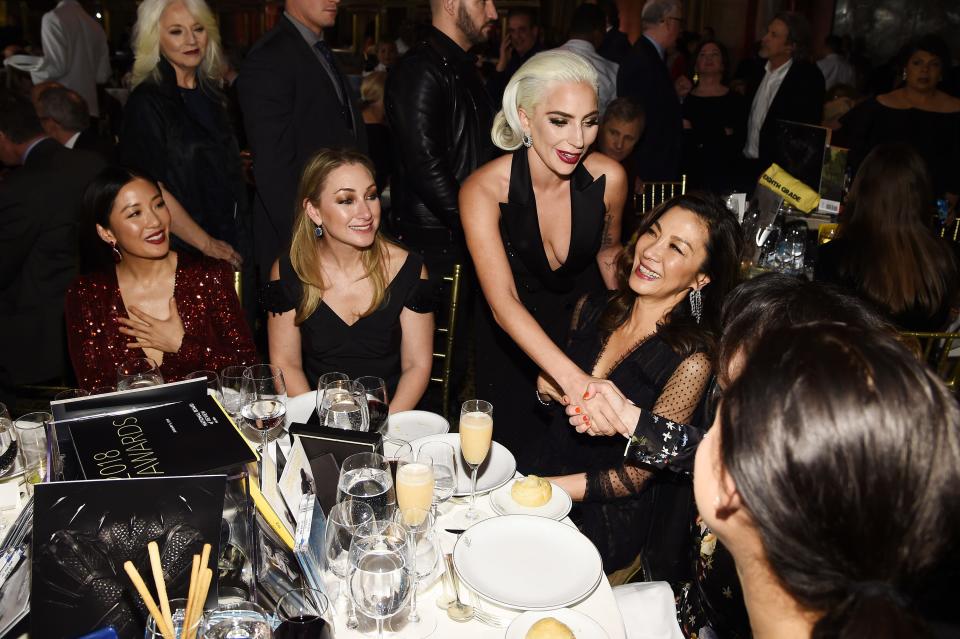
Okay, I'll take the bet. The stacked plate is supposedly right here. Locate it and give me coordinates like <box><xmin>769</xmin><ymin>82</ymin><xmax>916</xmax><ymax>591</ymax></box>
<box><xmin>410</xmin><ymin>433</ymin><xmax>516</xmax><ymax>496</ymax></box>
<box><xmin>385</xmin><ymin>410</ymin><xmax>449</xmax><ymax>441</ymax></box>
<box><xmin>452</xmin><ymin>515</ymin><xmax>604</xmax><ymax>611</ymax></box>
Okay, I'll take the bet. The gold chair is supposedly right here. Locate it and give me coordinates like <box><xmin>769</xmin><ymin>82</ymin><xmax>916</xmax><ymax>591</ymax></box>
<box><xmin>233</xmin><ymin>270</ymin><xmax>242</xmax><ymax>305</ymax></box>
<box><xmin>430</xmin><ymin>264</ymin><xmax>462</xmax><ymax>418</ymax></box>
<box><xmin>901</xmin><ymin>331</ymin><xmax>960</xmax><ymax>389</ymax></box>
<box><xmin>634</xmin><ymin>175</ymin><xmax>687</xmax><ymax>215</ymax></box>
<box><xmin>817</xmin><ymin>223</ymin><xmax>838</xmax><ymax>245</ymax></box>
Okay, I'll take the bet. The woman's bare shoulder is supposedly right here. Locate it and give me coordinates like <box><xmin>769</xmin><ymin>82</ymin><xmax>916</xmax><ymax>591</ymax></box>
<box><xmin>462</xmin><ymin>154</ymin><xmax>512</xmax><ymax>200</ymax></box>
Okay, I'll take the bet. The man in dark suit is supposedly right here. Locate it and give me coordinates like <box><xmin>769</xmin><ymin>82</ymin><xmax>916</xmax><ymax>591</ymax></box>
<box><xmin>238</xmin><ymin>0</ymin><xmax>367</xmax><ymax>280</ymax></box>
<box><xmin>741</xmin><ymin>12</ymin><xmax>825</xmax><ymax>187</ymax></box>
<box><xmin>0</xmin><ymin>91</ymin><xmax>105</xmax><ymax>396</ymax></box>
<box><xmin>34</xmin><ymin>85</ymin><xmax>115</xmax><ymax>161</ymax></box>
<box><xmin>616</xmin><ymin>0</ymin><xmax>684</xmax><ymax>181</ymax></box>
<box><xmin>596</xmin><ymin>0</ymin><xmax>631</xmax><ymax>65</ymax></box>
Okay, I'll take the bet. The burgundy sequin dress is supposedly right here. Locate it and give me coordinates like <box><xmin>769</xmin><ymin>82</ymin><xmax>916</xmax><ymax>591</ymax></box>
<box><xmin>64</xmin><ymin>253</ymin><xmax>258</xmax><ymax>390</ymax></box>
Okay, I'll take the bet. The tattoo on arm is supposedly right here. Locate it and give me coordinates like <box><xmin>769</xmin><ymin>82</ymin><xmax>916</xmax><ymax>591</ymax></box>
<box><xmin>601</xmin><ymin>212</ymin><xmax>613</xmax><ymax>248</ymax></box>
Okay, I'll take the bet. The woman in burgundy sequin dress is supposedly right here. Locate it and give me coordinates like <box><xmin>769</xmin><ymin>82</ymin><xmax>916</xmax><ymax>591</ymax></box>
<box><xmin>65</xmin><ymin>167</ymin><xmax>257</xmax><ymax>390</ymax></box>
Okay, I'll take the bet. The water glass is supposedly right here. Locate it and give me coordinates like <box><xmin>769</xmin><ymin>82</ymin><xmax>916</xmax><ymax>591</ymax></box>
<box><xmin>0</xmin><ymin>404</ymin><xmax>14</xmax><ymax>478</ymax></box>
<box><xmin>337</xmin><ymin>452</ymin><xmax>396</xmax><ymax>520</ymax></box>
<box><xmin>315</xmin><ymin>372</ymin><xmax>349</xmax><ymax>422</ymax></box>
<box><xmin>199</xmin><ymin>601</ymin><xmax>272</xmax><ymax>639</ymax></box>
<box><xmin>275</xmin><ymin>588</ymin><xmax>334</xmax><ymax>639</ymax></box>
<box><xmin>355</xmin><ymin>376</ymin><xmax>389</xmax><ymax>433</ymax></box>
<box><xmin>391</xmin><ymin>508</ymin><xmax>438</xmax><ymax>629</ymax></box>
<box><xmin>324</xmin><ymin>500</ymin><xmax>376</xmax><ymax>629</ymax></box>
<box><xmin>349</xmin><ymin>521</ymin><xmax>413</xmax><ymax>639</ymax></box>
<box><xmin>117</xmin><ymin>357</ymin><xmax>163</xmax><ymax>390</ymax></box>
<box><xmin>418</xmin><ymin>441</ymin><xmax>457</xmax><ymax>516</ymax></box>
<box><xmin>320</xmin><ymin>380</ymin><xmax>369</xmax><ymax>432</ymax></box>
<box><xmin>145</xmin><ymin>598</ymin><xmax>200</xmax><ymax>639</ymax></box>
<box><xmin>14</xmin><ymin>412</ymin><xmax>52</xmax><ymax>492</ymax></box>
<box><xmin>220</xmin><ymin>366</ymin><xmax>247</xmax><ymax>422</ymax></box>
<box><xmin>240</xmin><ymin>364</ymin><xmax>287</xmax><ymax>453</ymax></box>
<box><xmin>185</xmin><ymin>370</ymin><xmax>223</xmax><ymax>404</ymax></box>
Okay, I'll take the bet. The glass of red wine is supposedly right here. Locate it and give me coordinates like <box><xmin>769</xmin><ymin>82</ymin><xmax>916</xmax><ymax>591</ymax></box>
<box><xmin>355</xmin><ymin>376</ymin><xmax>389</xmax><ymax>434</ymax></box>
<box><xmin>275</xmin><ymin>588</ymin><xmax>334</xmax><ymax>639</ymax></box>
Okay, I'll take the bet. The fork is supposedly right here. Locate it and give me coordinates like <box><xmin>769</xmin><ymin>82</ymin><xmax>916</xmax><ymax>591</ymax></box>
<box><xmin>472</xmin><ymin>607</ymin><xmax>510</xmax><ymax>628</ymax></box>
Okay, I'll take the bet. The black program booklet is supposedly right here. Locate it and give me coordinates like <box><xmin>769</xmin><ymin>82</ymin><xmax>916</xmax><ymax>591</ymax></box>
<box><xmin>68</xmin><ymin>394</ymin><xmax>255</xmax><ymax>479</ymax></box>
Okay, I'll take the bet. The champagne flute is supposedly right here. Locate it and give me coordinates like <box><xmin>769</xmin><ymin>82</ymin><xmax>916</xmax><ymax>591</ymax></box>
<box><xmin>185</xmin><ymin>370</ymin><xmax>223</xmax><ymax>404</ymax></box>
<box><xmin>240</xmin><ymin>364</ymin><xmax>287</xmax><ymax>454</ymax></box>
<box><xmin>316</xmin><ymin>372</ymin><xmax>349</xmax><ymax>423</ymax></box>
<box><xmin>459</xmin><ymin>399</ymin><xmax>493</xmax><ymax>520</ymax></box>
<box><xmin>355</xmin><ymin>376</ymin><xmax>389</xmax><ymax>433</ymax></box>
<box><xmin>116</xmin><ymin>356</ymin><xmax>163</xmax><ymax>390</ymax></box>
<box><xmin>220</xmin><ymin>365</ymin><xmax>247</xmax><ymax>422</ymax></box>
<box><xmin>320</xmin><ymin>380</ymin><xmax>369</xmax><ymax>431</ymax></box>
<box><xmin>336</xmin><ymin>452</ymin><xmax>396</xmax><ymax>520</ymax></box>
<box><xmin>274</xmin><ymin>588</ymin><xmax>334</xmax><ymax>639</ymax></box>
<box><xmin>418</xmin><ymin>441</ymin><xmax>457</xmax><ymax>517</ymax></box>
<box><xmin>396</xmin><ymin>453</ymin><xmax>434</xmax><ymax>522</ymax></box>
<box><xmin>391</xmin><ymin>507</ymin><xmax>438</xmax><ymax>634</ymax></box>
<box><xmin>324</xmin><ymin>500</ymin><xmax>375</xmax><ymax>630</ymax></box>
<box><xmin>349</xmin><ymin>520</ymin><xmax>413</xmax><ymax>639</ymax></box>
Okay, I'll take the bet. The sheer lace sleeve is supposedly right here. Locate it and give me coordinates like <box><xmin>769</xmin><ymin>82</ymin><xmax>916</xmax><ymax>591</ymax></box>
<box><xmin>583</xmin><ymin>352</ymin><xmax>712</xmax><ymax>502</ymax></box>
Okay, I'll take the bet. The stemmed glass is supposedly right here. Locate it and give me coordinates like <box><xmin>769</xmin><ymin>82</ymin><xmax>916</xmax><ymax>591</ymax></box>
<box><xmin>391</xmin><ymin>507</ymin><xmax>439</xmax><ymax>635</ymax></box>
<box><xmin>336</xmin><ymin>452</ymin><xmax>396</xmax><ymax>520</ymax></box>
<box><xmin>220</xmin><ymin>366</ymin><xmax>247</xmax><ymax>423</ymax></box>
<box><xmin>396</xmin><ymin>453</ymin><xmax>434</xmax><ymax>519</ymax></box>
<box><xmin>459</xmin><ymin>400</ymin><xmax>493</xmax><ymax>520</ymax></box>
<box><xmin>199</xmin><ymin>601</ymin><xmax>272</xmax><ymax>638</ymax></box>
<box><xmin>274</xmin><ymin>588</ymin><xmax>334</xmax><ymax>639</ymax></box>
<box><xmin>316</xmin><ymin>372</ymin><xmax>349</xmax><ymax>423</ymax></box>
<box><xmin>185</xmin><ymin>370</ymin><xmax>223</xmax><ymax>404</ymax></box>
<box><xmin>324</xmin><ymin>500</ymin><xmax>375</xmax><ymax>630</ymax></box>
<box><xmin>355</xmin><ymin>376</ymin><xmax>389</xmax><ymax>433</ymax></box>
<box><xmin>14</xmin><ymin>412</ymin><xmax>52</xmax><ymax>493</ymax></box>
<box><xmin>239</xmin><ymin>364</ymin><xmax>287</xmax><ymax>454</ymax></box>
<box><xmin>418</xmin><ymin>441</ymin><xmax>457</xmax><ymax>517</ymax></box>
<box><xmin>382</xmin><ymin>438</ymin><xmax>412</xmax><ymax>483</ymax></box>
<box><xmin>0</xmin><ymin>404</ymin><xmax>15</xmax><ymax>480</ymax></box>
<box><xmin>349</xmin><ymin>520</ymin><xmax>413</xmax><ymax>639</ymax></box>
<box><xmin>320</xmin><ymin>380</ymin><xmax>369</xmax><ymax>431</ymax></box>
<box><xmin>116</xmin><ymin>356</ymin><xmax>163</xmax><ymax>390</ymax></box>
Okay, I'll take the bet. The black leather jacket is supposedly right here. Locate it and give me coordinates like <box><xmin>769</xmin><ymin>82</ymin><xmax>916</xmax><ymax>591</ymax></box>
<box><xmin>385</xmin><ymin>27</ymin><xmax>496</xmax><ymax>237</ymax></box>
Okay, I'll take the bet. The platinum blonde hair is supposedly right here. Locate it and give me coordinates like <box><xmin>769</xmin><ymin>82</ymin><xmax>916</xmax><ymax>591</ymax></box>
<box><xmin>131</xmin><ymin>0</ymin><xmax>224</xmax><ymax>89</ymax></box>
<box><xmin>491</xmin><ymin>50</ymin><xmax>599</xmax><ymax>151</ymax></box>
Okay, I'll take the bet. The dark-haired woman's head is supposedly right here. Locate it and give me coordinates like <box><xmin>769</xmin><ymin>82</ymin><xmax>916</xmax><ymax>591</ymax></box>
<box><xmin>693</xmin><ymin>40</ymin><xmax>730</xmax><ymax>83</ymax></box>
<box><xmin>899</xmin><ymin>34</ymin><xmax>950</xmax><ymax>92</ymax></box>
<box><xmin>839</xmin><ymin>142</ymin><xmax>957</xmax><ymax>318</ymax></box>
<box><xmin>602</xmin><ymin>191</ymin><xmax>743</xmax><ymax>356</ymax></box>
<box><xmin>80</xmin><ymin>166</ymin><xmax>167</xmax><ymax>271</ymax></box>
<box><xmin>695</xmin><ymin>322</ymin><xmax>960</xmax><ymax>638</ymax></box>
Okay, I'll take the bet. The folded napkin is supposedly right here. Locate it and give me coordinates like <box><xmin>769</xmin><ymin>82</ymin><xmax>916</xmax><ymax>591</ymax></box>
<box><xmin>614</xmin><ymin>581</ymin><xmax>684</xmax><ymax>639</ymax></box>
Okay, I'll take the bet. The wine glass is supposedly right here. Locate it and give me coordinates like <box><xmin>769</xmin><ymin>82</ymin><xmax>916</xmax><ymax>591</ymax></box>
<box><xmin>459</xmin><ymin>399</ymin><xmax>493</xmax><ymax>520</ymax></box>
<box><xmin>0</xmin><ymin>403</ymin><xmax>15</xmax><ymax>480</ymax></box>
<box><xmin>14</xmin><ymin>412</ymin><xmax>52</xmax><ymax>494</ymax></box>
<box><xmin>274</xmin><ymin>588</ymin><xmax>334</xmax><ymax>639</ymax></box>
<box><xmin>355</xmin><ymin>376</ymin><xmax>389</xmax><ymax>433</ymax></box>
<box><xmin>240</xmin><ymin>364</ymin><xmax>287</xmax><ymax>454</ymax></box>
<box><xmin>320</xmin><ymin>380</ymin><xmax>369</xmax><ymax>431</ymax></box>
<box><xmin>185</xmin><ymin>370</ymin><xmax>223</xmax><ymax>404</ymax></box>
<box><xmin>382</xmin><ymin>438</ymin><xmax>412</xmax><ymax>484</ymax></box>
<box><xmin>200</xmin><ymin>601</ymin><xmax>272</xmax><ymax>639</ymax></box>
<box><xmin>418</xmin><ymin>441</ymin><xmax>457</xmax><ymax>517</ymax></box>
<box><xmin>116</xmin><ymin>357</ymin><xmax>163</xmax><ymax>390</ymax></box>
<box><xmin>220</xmin><ymin>366</ymin><xmax>247</xmax><ymax>423</ymax></box>
<box><xmin>324</xmin><ymin>500</ymin><xmax>375</xmax><ymax>630</ymax></box>
<box><xmin>348</xmin><ymin>520</ymin><xmax>413</xmax><ymax>639</ymax></box>
<box><xmin>316</xmin><ymin>372</ymin><xmax>349</xmax><ymax>422</ymax></box>
<box><xmin>336</xmin><ymin>452</ymin><xmax>396</xmax><ymax>520</ymax></box>
<box><xmin>391</xmin><ymin>507</ymin><xmax>438</xmax><ymax>634</ymax></box>
<box><xmin>396</xmin><ymin>453</ymin><xmax>434</xmax><ymax>519</ymax></box>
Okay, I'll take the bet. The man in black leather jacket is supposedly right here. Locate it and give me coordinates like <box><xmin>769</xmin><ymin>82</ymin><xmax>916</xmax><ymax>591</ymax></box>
<box><xmin>385</xmin><ymin>0</ymin><xmax>498</xmax><ymax>278</ymax></box>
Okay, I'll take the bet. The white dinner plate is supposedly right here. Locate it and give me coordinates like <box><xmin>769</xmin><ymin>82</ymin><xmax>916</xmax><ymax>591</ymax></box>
<box><xmin>506</xmin><ymin>609</ymin><xmax>610</xmax><ymax>639</ymax></box>
<box><xmin>285</xmin><ymin>390</ymin><xmax>317</xmax><ymax>428</ymax></box>
<box><xmin>386</xmin><ymin>410</ymin><xmax>449</xmax><ymax>441</ymax></box>
<box><xmin>409</xmin><ymin>433</ymin><xmax>515</xmax><ymax>496</ymax></box>
<box><xmin>489</xmin><ymin>477</ymin><xmax>572</xmax><ymax>521</ymax></box>
<box><xmin>453</xmin><ymin>515</ymin><xmax>603</xmax><ymax>611</ymax></box>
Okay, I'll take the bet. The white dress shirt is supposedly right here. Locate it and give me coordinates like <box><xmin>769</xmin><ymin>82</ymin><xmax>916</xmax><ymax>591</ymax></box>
<box><xmin>64</xmin><ymin>131</ymin><xmax>82</xmax><ymax>149</ymax></box>
<box><xmin>31</xmin><ymin>0</ymin><xmax>111</xmax><ymax>117</ymax></box>
<box><xmin>743</xmin><ymin>58</ymin><xmax>793</xmax><ymax>159</ymax></box>
<box><xmin>817</xmin><ymin>53</ymin><xmax>856</xmax><ymax>90</ymax></box>
<box><xmin>557</xmin><ymin>39</ymin><xmax>620</xmax><ymax>117</ymax></box>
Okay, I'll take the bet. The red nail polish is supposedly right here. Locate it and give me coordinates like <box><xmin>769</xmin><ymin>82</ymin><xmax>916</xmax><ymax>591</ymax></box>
<box><xmin>575</xmin><ymin>406</ymin><xmax>581</xmax><ymax>414</ymax></box>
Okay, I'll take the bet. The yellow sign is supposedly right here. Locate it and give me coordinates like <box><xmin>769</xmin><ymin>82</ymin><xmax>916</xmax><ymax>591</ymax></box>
<box><xmin>758</xmin><ymin>163</ymin><xmax>821</xmax><ymax>213</ymax></box>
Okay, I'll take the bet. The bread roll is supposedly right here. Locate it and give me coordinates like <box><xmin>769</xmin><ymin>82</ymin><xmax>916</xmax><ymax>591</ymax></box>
<box><xmin>525</xmin><ymin>617</ymin><xmax>575</xmax><ymax>639</ymax></box>
<box><xmin>511</xmin><ymin>475</ymin><xmax>552</xmax><ymax>507</ymax></box>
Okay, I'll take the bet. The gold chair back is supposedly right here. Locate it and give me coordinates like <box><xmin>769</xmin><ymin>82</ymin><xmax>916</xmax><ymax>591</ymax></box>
<box><xmin>634</xmin><ymin>175</ymin><xmax>687</xmax><ymax>215</ymax></box>
<box><xmin>233</xmin><ymin>270</ymin><xmax>242</xmax><ymax>305</ymax></box>
<box><xmin>901</xmin><ymin>331</ymin><xmax>960</xmax><ymax>389</ymax></box>
<box><xmin>430</xmin><ymin>264</ymin><xmax>462</xmax><ymax>418</ymax></box>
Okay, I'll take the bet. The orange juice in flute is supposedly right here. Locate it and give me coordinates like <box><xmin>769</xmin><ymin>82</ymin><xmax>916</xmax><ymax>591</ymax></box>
<box><xmin>459</xmin><ymin>399</ymin><xmax>493</xmax><ymax>519</ymax></box>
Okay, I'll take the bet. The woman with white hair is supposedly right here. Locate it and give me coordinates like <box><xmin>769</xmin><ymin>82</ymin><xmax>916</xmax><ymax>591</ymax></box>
<box><xmin>461</xmin><ymin>49</ymin><xmax>627</xmax><ymax>471</ymax></box>
<box><xmin>119</xmin><ymin>0</ymin><xmax>246</xmax><ymax>269</ymax></box>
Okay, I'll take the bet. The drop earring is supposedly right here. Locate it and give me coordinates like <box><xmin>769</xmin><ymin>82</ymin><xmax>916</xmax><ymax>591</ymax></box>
<box><xmin>314</xmin><ymin>224</ymin><xmax>324</xmax><ymax>238</ymax></box>
<box><xmin>689</xmin><ymin>288</ymin><xmax>702</xmax><ymax>323</ymax></box>
<box><xmin>110</xmin><ymin>241</ymin><xmax>122</xmax><ymax>263</ymax></box>
<box><xmin>522</xmin><ymin>132</ymin><xmax>533</xmax><ymax>148</ymax></box>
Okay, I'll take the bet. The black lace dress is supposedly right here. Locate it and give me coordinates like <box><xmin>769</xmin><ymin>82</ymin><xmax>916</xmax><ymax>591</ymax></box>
<box><xmin>534</xmin><ymin>292</ymin><xmax>711</xmax><ymax>579</ymax></box>
<box><xmin>262</xmin><ymin>252</ymin><xmax>432</xmax><ymax>395</ymax></box>
<box><xmin>475</xmin><ymin>149</ymin><xmax>607</xmax><ymax>472</ymax></box>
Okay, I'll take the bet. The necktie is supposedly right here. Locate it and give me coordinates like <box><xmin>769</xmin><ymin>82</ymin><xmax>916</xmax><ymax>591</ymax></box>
<box><xmin>314</xmin><ymin>40</ymin><xmax>354</xmax><ymax>130</ymax></box>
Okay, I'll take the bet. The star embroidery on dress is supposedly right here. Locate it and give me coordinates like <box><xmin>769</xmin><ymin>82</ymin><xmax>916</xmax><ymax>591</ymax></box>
<box><xmin>652</xmin><ymin>415</ymin><xmax>660</xmax><ymax>423</ymax></box>
<box><xmin>666</xmin><ymin>421</ymin><xmax>676</xmax><ymax>430</ymax></box>
<box><xmin>661</xmin><ymin>446</ymin><xmax>671</xmax><ymax>456</ymax></box>
<box><xmin>723</xmin><ymin>586</ymin><xmax>733</xmax><ymax>598</ymax></box>
<box><xmin>663</xmin><ymin>432</ymin><xmax>672</xmax><ymax>441</ymax></box>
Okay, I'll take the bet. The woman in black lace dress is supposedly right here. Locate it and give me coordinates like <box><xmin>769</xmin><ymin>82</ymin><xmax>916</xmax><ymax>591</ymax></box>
<box><xmin>535</xmin><ymin>192</ymin><xmax>743</xmax><ymax>577</ymax></box>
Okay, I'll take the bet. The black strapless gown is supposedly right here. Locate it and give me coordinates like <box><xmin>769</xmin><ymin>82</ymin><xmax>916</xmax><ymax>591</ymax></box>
<box><xmin>474</xmin><ymin>149</ymin><xmax>606</xmax><ymax>473</ymax></box>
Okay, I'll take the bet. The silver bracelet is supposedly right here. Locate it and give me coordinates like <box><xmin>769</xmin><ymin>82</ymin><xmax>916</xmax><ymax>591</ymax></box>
<box><xmin>534</xmin><ymin>389</ymin><xmax>553</xmax><ymax>406</ymax></box>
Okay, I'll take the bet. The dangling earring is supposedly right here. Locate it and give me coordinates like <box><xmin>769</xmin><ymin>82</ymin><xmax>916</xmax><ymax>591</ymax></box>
<box><xmin>110</xmin><ymin>241</ymin><xmax>122</xmax><ymax>264</ymax></box>
<box><xmin>522</xmin><ymin>132</ymin><xmax>533</xmax><ymax>148</ymax></box>
<box><xmin>689</xmin><ymin>288</ymin><xmax>702</xmax><ymax>323</ymax></box>
<box><xmin>314</xmin><ymin>224</ymin><xmax>324</xmax><ymax>238</ymax></box>
<box><xmin>901</xmin><ymin>69</ymin><xmax>907</xmax><ymax>81</ymax></box>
